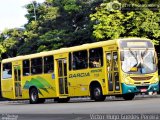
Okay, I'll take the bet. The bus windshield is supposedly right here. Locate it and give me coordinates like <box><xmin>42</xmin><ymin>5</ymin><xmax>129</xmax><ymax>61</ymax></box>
<box><xmin>121</xmin><ymin>49</ymin><xmax>157</xmax><ymax>74</ymax></box>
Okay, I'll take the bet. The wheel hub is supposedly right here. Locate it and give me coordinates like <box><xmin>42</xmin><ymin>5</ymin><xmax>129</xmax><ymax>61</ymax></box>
<box><xmin>94</xmin><ymin>88</ymin><xmax>101</xmax><ymax>97</ymax></box>
<box><xmin>31</xmin><ymin>91</ymin><xmax>37</xmax><ymax>101</ymax></box>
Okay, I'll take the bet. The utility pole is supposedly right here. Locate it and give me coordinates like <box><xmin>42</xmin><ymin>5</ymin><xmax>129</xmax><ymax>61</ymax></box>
<box><xmin>32</xmin><ymin>1</ymin><xmax>37</xmax><ymax>21</ymax></box>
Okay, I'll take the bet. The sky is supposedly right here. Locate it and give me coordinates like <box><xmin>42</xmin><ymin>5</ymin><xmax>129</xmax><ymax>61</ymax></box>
<box><xmin>0</xmin><ymin>0</ymin><xmax>45</xmax><ymax>32</ymax></box>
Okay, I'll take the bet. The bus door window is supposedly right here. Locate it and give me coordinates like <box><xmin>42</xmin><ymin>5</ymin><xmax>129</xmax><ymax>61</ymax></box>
<box><xmin>113</xmin><ymin>52</ymin><xmax>120</xmax><ymax>91</ymax></box>
<box><xmin>113</xmin><ymin>52</ymin><xmax>118</xmax><ymax>71</ymax></box>
<box><xmin>106</xmin><ymin>53</ymin><xmax>112</xmax><ymax>71</ymax></box>
<box><xmin>63</xmin><ymin>60</ymin><xmax>68</xmax><ymax>94</ymax></box>
<box><xmin>14</xmin><ymin>69</ymin><xmax>17</xmax><ymax>81</ymax></box>
<box><xmin>106</xmin><ymin>53</ymin><xmax>113</xmax><ymax>91</ymax></box>
<box><xmin>58</xmin><ymin>60</ymin><xmax>64</xmax><ymax>94</ymax></box>
<box><xmin>18</xmin><ymin>68</ymin><xmax>21</xmax><ymax>81</ymax></box>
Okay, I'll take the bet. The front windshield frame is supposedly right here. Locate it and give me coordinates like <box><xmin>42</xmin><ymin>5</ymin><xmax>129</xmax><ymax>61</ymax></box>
<box><xmin>120</xmin><ymin>48</ymin><xmax>157</xmax><ymax>74</ymax></box>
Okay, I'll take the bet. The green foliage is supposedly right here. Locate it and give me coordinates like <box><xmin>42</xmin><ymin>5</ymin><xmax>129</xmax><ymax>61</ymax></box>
<box><xmin>0</xmin><ymin>0</ymin><xmax>160</xmax><ymax>61</ymax></box>
<box><xmin>0</xmin><ymin>28</ymin><xmax>24</xmax><ymax>60</ymax></box>
<box><xmin>22</xmin><ymin>0</ymin><xmax>102</xmax><ymax>53</ymax></box>
<box><xmin>0</xmin><ymin>44</ymin><xmax>6</xmax><ymax>58</ymax></box>
<box><xmin>38</xmin><ymin>30</ymin><xmax>66</xmax><ymax>52</ymax></box>
<box><xmin>62</xmin><ymin>0</ymin><xmax>81</xmax><ymax>14</ymax></box>
<box><xmin>91</xmin><ymin>9</ymin><xmax>125</xmax><ymax>40</ymax></box>
<box><xmin>90</xmin><ymin>0</ymin><xmax>160</xmax><ymax>44</ymax></box>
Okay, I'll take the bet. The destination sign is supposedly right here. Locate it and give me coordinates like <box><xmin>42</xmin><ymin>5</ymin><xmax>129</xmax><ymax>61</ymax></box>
<box><xmin>119</xmin><ymin>40</ymin><xmax>153</xmax><ymax>48</ymax></box>
<box><xmin>127</xmin><ymin>42</ymin><xmax>147</xmax><ymax>47</ymax></box>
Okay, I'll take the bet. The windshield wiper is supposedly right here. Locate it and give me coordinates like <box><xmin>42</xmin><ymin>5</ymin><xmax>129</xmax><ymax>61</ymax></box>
<box><xmin>141</xmin><ymin>48</ymin><xmax>148</xmax><ymax>59</ymax></box>
<box><xmin>128</xmin><ymin>48</ymin><xmax>144</xmax><ymax>69</ymax></box>
<box><xmin>128</xmin><ymin>48</ymin><xmax>138</xmax><ymax>64</ymax></box>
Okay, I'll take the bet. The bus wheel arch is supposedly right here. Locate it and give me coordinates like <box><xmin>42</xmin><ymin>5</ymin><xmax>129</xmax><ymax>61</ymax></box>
<box><xmin>29</xmin><ymin>86</ymin><xmax>39</xmax><ymax>104</ymax></box>
<box><xmin>89</xmin><ymin>81</ymin><xmax>106</xmax><ymax>101</ymax></box>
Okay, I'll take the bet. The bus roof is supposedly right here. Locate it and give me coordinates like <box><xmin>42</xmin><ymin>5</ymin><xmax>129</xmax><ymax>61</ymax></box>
<box><xmin>1</xmin><ymin>37</ymin><xmax>150</xmax><ymax>63</ymax></box>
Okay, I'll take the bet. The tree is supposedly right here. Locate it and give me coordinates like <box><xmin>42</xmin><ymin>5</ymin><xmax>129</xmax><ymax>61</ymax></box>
<box><xmin>1</xmin><ymin>0</ymin><xmax>159</xmax><ymax>61</ymax></box>
<box><xmin>22</xmin><ymin>0</ymin><xmax>103</xmax><ymax>54</ymax></box>
<box><xmin>0</xmin><ymin>28</ymin><xmax>24</xmax><ymax>60</ymax></box>
<box><xmin>90</xmin><ymin>0</ymin><xmax>160</xmax><ymax>72</ymax></box>
<box><xmin>90</xmin><ymin>0</ymin><xmax>160</xmax><ymax>44</ymax></box>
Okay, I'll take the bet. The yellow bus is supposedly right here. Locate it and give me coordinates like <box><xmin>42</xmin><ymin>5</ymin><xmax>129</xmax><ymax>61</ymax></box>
<box><xmin>1</xmin><ymin>38</ymin><xmax>159</xmax><ymax>104</ymax></box>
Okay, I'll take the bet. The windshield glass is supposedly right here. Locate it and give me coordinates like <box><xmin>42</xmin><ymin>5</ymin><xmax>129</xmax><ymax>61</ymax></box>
<box><xmin>121</xmin><ymin>49</ymin><xmax>157</xmax><ymax>74</ymax></box>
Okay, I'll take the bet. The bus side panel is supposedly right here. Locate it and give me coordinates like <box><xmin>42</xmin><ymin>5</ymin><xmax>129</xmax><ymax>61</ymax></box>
<box><xmin>68</xmin><ymin>68</ymin><xmax>107</xmax><ymax>97</ymax></box>
<box><xmin>1</xmin><ymin>79</ymin><xmax>15</xmax><ymax>99</ymax></box>
<box><xmin>22</xmin><ymin>74</ymin><xmax>57</xmax><ymax>99</ymax></box>
<box><xmin>68</xmin><ymin>69</ymin><xmax>91</xmax><ymax>97</ymax></box>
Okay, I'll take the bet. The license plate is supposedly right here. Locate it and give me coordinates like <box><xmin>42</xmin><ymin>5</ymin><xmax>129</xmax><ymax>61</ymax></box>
<box><xmin>141</xmin><ymin>89</ymin><xmax>147</xmax><ymax>92</ymax></box>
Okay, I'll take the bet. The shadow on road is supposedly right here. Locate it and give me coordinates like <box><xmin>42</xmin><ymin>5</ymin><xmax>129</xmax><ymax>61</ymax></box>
<box><xmin>2</xmin><ymin>95</ymin><xmax>160</xmax><ymax>105</ymax></box>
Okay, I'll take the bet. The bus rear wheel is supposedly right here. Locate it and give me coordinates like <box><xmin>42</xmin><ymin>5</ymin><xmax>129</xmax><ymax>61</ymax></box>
<box><xmin>91</xmin><ymin>85</ymin><xmax>106</xmax><ymax>101</ymax></box>
<box><xmin>123</xmin><ymin>93</ymin><xmax>135</xmax><ymax>100</ymax></box>
<box><xmin>29</xmin><ymin>88</ymin><xmax>39</xmax><ymax>104</ymax></box>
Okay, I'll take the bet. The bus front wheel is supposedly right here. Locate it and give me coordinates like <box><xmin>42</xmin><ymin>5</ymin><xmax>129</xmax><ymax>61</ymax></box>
<box><xmin>29</xmin><ymin>88</ymin><xmax>39</xmax><ymax>104</ymax></box>
<box><xmin>123</xmin><ymin>93</ymin><xmax>135</xmax><ymax>100</ymax></box>
<box><xmin>91</xmin><ymin>85</ymin><xmax>106</xmax><ymax>101</ymax></box>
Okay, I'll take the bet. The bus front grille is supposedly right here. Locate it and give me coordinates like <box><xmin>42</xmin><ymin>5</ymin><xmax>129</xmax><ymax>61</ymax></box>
<box><xmin>134</xmin><ymin>82</ymin><xmax>150</xmax><ymax>85</ymax></box>
<box><xmin>130</xmin><ymin>76</ymin><xmax>153</xmax><ymax>81</ymax></box>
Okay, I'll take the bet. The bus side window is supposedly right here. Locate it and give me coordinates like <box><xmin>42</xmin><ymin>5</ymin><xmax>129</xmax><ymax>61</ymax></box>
<box><xmin>44</xmin><ymin>56</ymin><xmax>54</xmax><ymax>73</ymax></box>
<box><xmin>31</xmin><ymin>57</ymin><xmax>42</xmax><ymax>75</ymax></box>
<box><xmin>72</xmin><ymin>50</ymin><xmax>88</xmax><ymax>70</ymax></box>
<box><xmin>89</xmin><ymin>47</ymin><xmax>103</xmax><ymax>68</ymax></box>
<box><xmin>2</xmin><ymin>63</ymin><xmax>12</xmax><ymax>79</ymax></box>
<box><xmin>23</xmin><ymin>60</ymin><xmax>30</xmax><ymax>76</ymax></box>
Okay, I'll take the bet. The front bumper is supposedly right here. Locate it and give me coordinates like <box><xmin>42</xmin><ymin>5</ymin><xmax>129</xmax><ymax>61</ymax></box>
<box><xmin>122</xmin><ymin>82</ymin><xmax>159</xmax><ymax>94</ymax></box>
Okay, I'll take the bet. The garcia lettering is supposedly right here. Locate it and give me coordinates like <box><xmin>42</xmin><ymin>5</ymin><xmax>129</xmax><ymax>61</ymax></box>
<box><xmin>69</xmin><ymin>72</ymin><xmax>90</xmax><ymax>78</ymax></box>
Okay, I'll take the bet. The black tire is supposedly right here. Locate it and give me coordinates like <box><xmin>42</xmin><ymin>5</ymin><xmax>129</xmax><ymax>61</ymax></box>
<box><xmin>158</xmin><ymin>83</ymin><xmax>160</xmax><ymax>94</ymax></box>
<box><xmin>90</xmin><ymin>85</ymin><xmax>106</xmax><ymax>101</ymax></box>
<box><xmin>123</xmin><ymin>93</ymin><xmax>135</xmax><ymax>100</ymax></box>
<box><xmin>54</xmin><ymin>98</ymin><xmax>70</xmax><ymax>103</ymax></box>
<box><xmin>29</xmin><ymin>88</ymin><xmax>39</xmax><ymax>104</ymax></box>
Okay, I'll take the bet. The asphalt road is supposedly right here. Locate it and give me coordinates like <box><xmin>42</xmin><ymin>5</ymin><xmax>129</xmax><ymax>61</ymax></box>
<box><xmin>0</xmin><ymin>95</ymin><xmax>160</xmax><ymax>120</ymax></box>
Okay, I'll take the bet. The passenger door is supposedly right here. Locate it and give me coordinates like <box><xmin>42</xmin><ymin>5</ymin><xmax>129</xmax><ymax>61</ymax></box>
<box><xmin>57</xmin><ymin>59</ymin><xmax>69</xmax><ymax>96</ymax></box>
<box><xmin>14</xmin><ymin>65</ymin><xmax>22</xmax><ymax>98</ymax></box>
<box><xmin>106</xmin><ymin>51</ymin><xmax>120</xmax><ymax>94</ymax></box>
